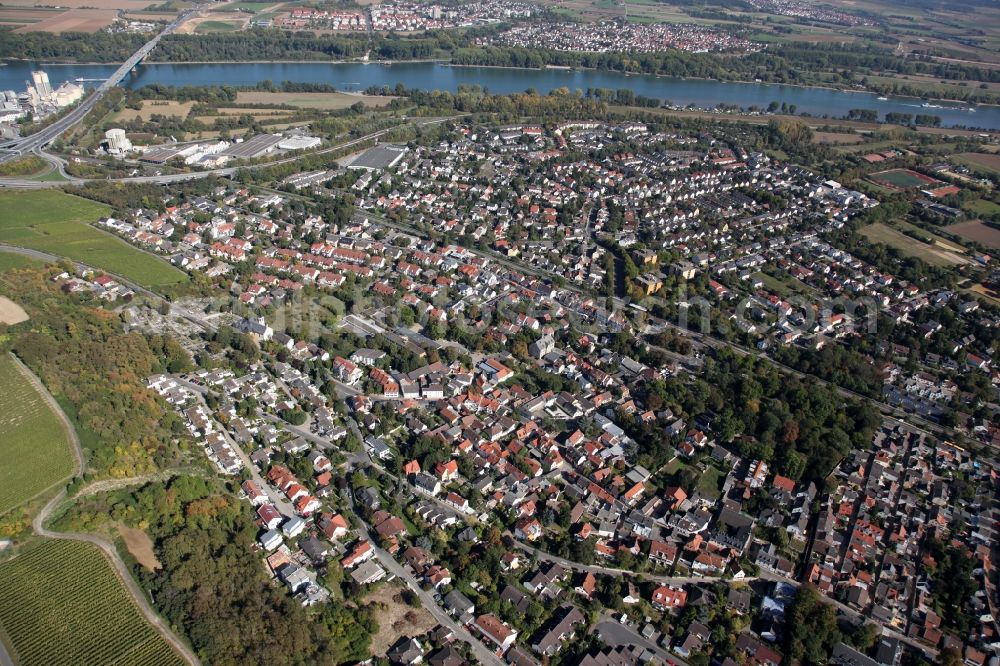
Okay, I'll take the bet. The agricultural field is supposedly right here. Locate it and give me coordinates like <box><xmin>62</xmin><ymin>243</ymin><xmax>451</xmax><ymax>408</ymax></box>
<box><xmin>234</xmin><ymin>91</ymin><xmax>395</xmax><ymax>109</ymax></box>
<box><xmin>946</xmin><ymin>220</ymin><xmax>1000</xmax><ymax>250</ymax></box>
<box><xmin>0</xmin><ymin>539</ymin><xmax>184</xmax><ymax>666</ymax></box>
<box><xmin>962</xmin><ymin>199</ymin><xmax>1000</xmax><ymax>218</ymax></box>
<box><xmin>113</xmin><ymin>101</ymin><xmax>195</xmax><ymax>123</ymax></box>
<box><xmin>0</xmin><ymin>355</ymin><xmax>75</xmax><ymax>515</ymax></box>
<box><xmin>119</xmin><ymin>526</ymin><xmax>161</xmax><ymax>571</ymax></box>
<box><xmin>812</xmin><ymin>131</ymin><xmax>865</xmax><ymax>145</ymax></box>
<box><xmin>0</xmin><ymin>0</ymin><xmax>150</xmax><ymax>8</ymax></box>
<box><xmin>953</xmin><ymin>152</ymin><xmax>1000</xmax><ymax>178</ymax></box>
<box><xmin>0</xmin><ymin>190</ymin><xmax>187</xmax><ymax>288</ymax></box>
<box><xmin>0</xmin><ymin>253</ymin><xmax>45</xmax><ymax>273</ymax></box>
<box><xmin>867</xmin><ymin>168</ymin><xmax>940</xmax><ymax>190</ymax></box>
<box><xmin>0</xmin><ymin>7</ymin><xmax>62</xmax><ymax>29</ymax></box>
<box><xmin>12</xmin><ymin>8</ymin><xmax>118</xmax><ymax>33</ymax></box>
<box><xmin>219</xmin><ymin>1</ymin><xmax>279</xmax><ymax>12</ymax></box>
<box><xmin>861</xmin><ymin>222</ymin><xmax>968</xmax><ymax>267</ymax></box>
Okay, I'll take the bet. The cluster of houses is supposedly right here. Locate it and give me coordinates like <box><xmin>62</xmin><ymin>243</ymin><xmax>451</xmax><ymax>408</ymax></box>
<box><xmin>369</xmin><ymin>0</ymin><xmax>534</xmax><ymax>31</ymax></box>
<box><xmin>808</xmin><ymin>426</ymin><xmax>998</xmax><ymax>654</ymax></box>
<box><xmin>483</xmin><ymin>20</ymin><xmax>762</xmax><ymax>54</ymax></box>
<box><xmin>53</xmin><ymin>270</ymin><xmax>135</xmax><ymax>302</ymax></box>
<box><xmin>107</xmin><ymin>119</ymin><xmax>1000</xmax><ymax>664</ymax></box>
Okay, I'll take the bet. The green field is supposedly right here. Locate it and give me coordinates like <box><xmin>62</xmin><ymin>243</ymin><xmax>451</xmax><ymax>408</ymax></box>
<box><xmin>860</xmin><ymin>223</ymin><xmax>968</xmax><ymax>267</ymax></box>
<box><xmin>0</xmin><ymin>539</ymin><xmax>184</xmax><ymax>666</ymax></box>
<box><xmin>0</xmin><ymin>355</ymin><xmax>75</xmax><ymax>515</ymax></box>
<box><xmin>195</xmin><ymin>19</ymin><xmax>243</xmax><ymax>32</ymax></box>
<box><xmin>754</xmin><ymin>271</ymin><xmax>813</xmax><ymax>298</ymax></box>
<box><xmin>0</xmin><ymin>253</ymin><xmax>45</xmax><ymax>273</ymax></box>
<box><xmin>0</xmin><ymin>190</ymin><xmax>186</xmax><ymax>288</ymax></box>
<box><xmin>219</xmin><ymin>1</ymin><xmax>275</xmax><ymax>11</ymax></box>
<box><xmin>964</xmin><ymin>199</ymin><xmax>1000</xmax><ymax>217</ymax></box>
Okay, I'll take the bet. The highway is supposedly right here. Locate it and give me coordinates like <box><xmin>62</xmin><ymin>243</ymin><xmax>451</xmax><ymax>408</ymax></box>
<box><xmin>0</xmin><ymin>7</ymin><xmax>201</xmax><ymax>164</ymax></box>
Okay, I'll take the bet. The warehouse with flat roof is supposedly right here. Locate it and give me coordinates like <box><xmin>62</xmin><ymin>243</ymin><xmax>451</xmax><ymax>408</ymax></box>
<box><xmin>222</xmin><ymin>134</ymin><xmax>284</xmax><ymax>159</ymax></box>
<box><xmin>139</xmin><ymin>147</ymin><xmax>183</xmax><ymax>164</ymax></box>
<box><xmin>278</xmin><ymin>135</ymin><xmax>321</xmax><ymax>151</ymax></box>
<box><xmin>347</xmin><ymin>144</ymin><xmax>408</xmax><ymax>171</ymax></box>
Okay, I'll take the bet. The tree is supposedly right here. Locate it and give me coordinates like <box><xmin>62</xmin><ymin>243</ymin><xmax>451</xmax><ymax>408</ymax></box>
<box><xmin>939</xmin><ymin>647</ymin><xmax>963</xmax><ymax>666</ymax></box>
<box><xmin>850</xmin><ymin>623</ymin><xmax>880</xmax><ymax>652</ymax></box>
<box><xmin>784</xmin><ymin>584</ymin><xmax>842</xmax><ymax>665</ymax></box>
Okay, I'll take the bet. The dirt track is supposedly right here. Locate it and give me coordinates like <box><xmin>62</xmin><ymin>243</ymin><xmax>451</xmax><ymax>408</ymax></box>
<box><xmin>15</xmin><ymin>355</ymin><xmax>200</xmax><ymax>666</ymax></box>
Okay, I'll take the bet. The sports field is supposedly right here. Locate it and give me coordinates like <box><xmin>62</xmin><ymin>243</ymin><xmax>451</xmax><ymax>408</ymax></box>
<box><xmin>868</xmin><ymin>168</ymin><xmax>940</xmax><ymax>190</ymax></box>
<box><xmin>0</xmin><ymin>539</ymin><xmax>184</xmax><ymax>666</ymax></box>
<box><xmin>0</xmin><ymin>190</ymin><xmax>187</xmax><ymax>288</ymax></box>
<box><xmin>0</xmin><ymin>355</ymin><xmax>75</xmax><ymax>515</ymax></box>
<box><xmin>194</xmin><ymin>19</ymin><xmax>244</xmax><ymax>32</ymax></box>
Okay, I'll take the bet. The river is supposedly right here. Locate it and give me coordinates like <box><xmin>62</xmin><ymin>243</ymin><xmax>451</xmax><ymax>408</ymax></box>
<box><xmin>2</xmin><ymin>59</ymin><xmax>997</xmax><ymax>130</ymax></box>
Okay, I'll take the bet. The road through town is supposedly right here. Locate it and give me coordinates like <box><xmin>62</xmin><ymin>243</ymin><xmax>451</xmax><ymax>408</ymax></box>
<box><xmin>346</xmin><ymin>468</ymin><xmax>505</xmax><ymax>666</ymax></box>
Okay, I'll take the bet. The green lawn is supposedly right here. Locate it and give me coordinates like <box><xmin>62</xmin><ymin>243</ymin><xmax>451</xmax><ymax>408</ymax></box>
<box><xmin>31</xmin><ymin>170</ymin><xmax>68</xmax><ymax>183</ymax></box>
<box><xmin>0</xmin><ymin>539</ymin><xmax>184</xmax><ymax>666</ymax></box>
<box><xmin>755</xmin><ymin>271</ymin><xmax>813</xmax><ymax>298</ymax></box>
<box><xmin>695</xmin><ymin>465</ymin><xmax>723</xmax><ymax>500</ymax></box>
<box><xmin>0</xmin><ymin>190</ymin><xmax>186</xmax><ymax>288</ymax></box>
<box><xmin>663</xmin><ymin>457</ymin><xmax>687</xmax><ymax>474</ymax></box>
<box><xmin>0</xmin><ymin>355</ymin><xmax>75</xmax><ymax>515</ymax></box>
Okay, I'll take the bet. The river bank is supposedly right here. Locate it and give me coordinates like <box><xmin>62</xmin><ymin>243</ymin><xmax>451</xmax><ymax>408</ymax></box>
<box><xmin>7</xmin><ymin>56</ymin><xmax>997</xmax><ymax>107</ymax></box>
<box><xmin>2</xmin><ymin>60</ymin><xmax>998</xmax><ymax>130</ymax></box>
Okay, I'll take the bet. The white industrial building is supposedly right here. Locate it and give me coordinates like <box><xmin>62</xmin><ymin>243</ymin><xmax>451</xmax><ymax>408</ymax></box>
<box><xmin>278</xmin><ymin>135</ymin><xmax>321</xmax><ymax>151</ymax></box>
<box><xmin>104</xmin><ymin>128</ymin><xmax>133</xmax><ymax>155</ymax></box>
